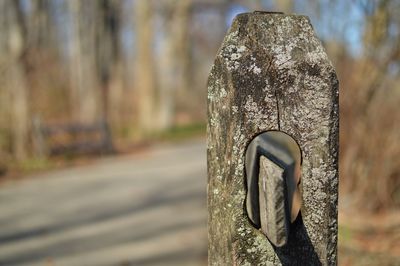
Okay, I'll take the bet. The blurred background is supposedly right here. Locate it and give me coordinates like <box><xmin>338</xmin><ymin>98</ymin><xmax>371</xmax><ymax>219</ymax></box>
<box><xmin>0</xmin><ymin>0</ymin><xmax>399</xmax><ymax>265</ymax></box>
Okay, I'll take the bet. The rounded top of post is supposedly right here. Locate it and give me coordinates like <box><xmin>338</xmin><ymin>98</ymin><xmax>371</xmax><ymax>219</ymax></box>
<box><xmin>234</xmin><ymin>11</ymin><xmax>310</xmax><ymax>22</ymax></box>
<box><xmin>254</xmin><ymin>11</ymin><xmax>284</xmax><ymax>14</ymax></box>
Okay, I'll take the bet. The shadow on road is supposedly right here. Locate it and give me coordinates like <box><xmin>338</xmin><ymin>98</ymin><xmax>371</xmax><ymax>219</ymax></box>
<box><xmin>0</xmin><ymin>141</ymin><xmax>207</xmax><ymax>266</ymax></box>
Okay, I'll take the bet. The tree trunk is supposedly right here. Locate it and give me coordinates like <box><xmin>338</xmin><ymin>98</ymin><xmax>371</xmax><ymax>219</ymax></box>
<box><xmin>157</xmin><ymin>0</ymin><xmax>193</xmax><ymax>129</ymax></box>
<box><xmin>95</xmin><ymin>0</ymin><xmax>122</xmax><ymax>134</ymax></box>
<box><xmin>134</xmin><ymin>0</ymin><xmax>156</xmax><ymax>132</ymax></box>
<box><xmin>175</xmin><ymin>0</ymin><xmax>192</xmax><ymax>96</ymax></box>
<box><xmin>29</xmin><ymin>0</ymin><xmax>56</xmax><ymax>51</ymax></box>
<box><xmin>68</xmin><ymin>0</ymin><xmax>99</xmax><ymax>123</ymax></box>
<box><xmin>0</xmin><ymin>0</ymin><xmax>30</xmax><ymax>161</ymax></box>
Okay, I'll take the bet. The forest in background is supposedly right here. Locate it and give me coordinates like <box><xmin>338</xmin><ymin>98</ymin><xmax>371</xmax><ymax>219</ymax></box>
<box><xmin>0</xmin><ymin>0</ymin><xmax>399</xmax><ymax>213</ymax></box>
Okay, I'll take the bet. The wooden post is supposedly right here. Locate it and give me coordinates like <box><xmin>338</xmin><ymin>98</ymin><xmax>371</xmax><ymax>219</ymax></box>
<box><xmin>207</xmin><ymin>12</ymin><xmax>339</xmax><ymax>265</ymax></box>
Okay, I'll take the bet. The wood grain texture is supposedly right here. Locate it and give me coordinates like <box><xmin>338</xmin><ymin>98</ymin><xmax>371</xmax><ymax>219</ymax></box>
<box><xmin>207</xmin><ymin>13</ymin><xmax>339</xmax><ymax>265</ymax></box>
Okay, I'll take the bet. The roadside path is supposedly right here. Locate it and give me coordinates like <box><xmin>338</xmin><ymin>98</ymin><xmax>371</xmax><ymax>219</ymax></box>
<box><xmin>0</xmin><ymin>140</ymin><xmax>207</xmax><ymax>266</ymax></box>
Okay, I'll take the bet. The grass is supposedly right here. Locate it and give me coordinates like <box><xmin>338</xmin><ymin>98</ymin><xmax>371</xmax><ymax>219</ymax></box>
<box><xmin>338</xmin><ymin>225</ymin><xmax>353</xmax><ymax>242</ymax></box>
<box><xmin>149</xmin><ymin>123</ymin><xmax>206</xmax><ymax>142</ymax></box>
<box><xmin>17</xmin><ymin>158</ymin><xmax>54</xmax><ymax>173</ymax></box>
<box><xmin>0</xmin><ymin>122</ymin><xmax>206</xmax><ymax>180</ymax></box>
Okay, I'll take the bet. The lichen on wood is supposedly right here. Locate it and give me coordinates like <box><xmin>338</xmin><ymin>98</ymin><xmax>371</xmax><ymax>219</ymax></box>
<box><xmin>207</xmin><ymin>12</ymin><xmax>338</xmax><ymax>266</ymax></box>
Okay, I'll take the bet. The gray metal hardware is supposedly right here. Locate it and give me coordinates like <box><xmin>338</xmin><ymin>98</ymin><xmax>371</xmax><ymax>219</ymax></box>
<box><xmin>245</xmin><ymin>131</ymin><xmax>302</xmax><ymax>247</ymax></box>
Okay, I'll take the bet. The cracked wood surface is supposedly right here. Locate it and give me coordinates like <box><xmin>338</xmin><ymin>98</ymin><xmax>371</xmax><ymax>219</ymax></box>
<box><xmin>207</xmin><ymin>12</ymin><xmax>339</xmax><ymax>265</ymax></box>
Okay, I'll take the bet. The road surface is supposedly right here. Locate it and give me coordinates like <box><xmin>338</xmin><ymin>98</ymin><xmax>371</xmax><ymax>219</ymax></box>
<box><xmin>0</xmin><ymin>140</ymin><xmax>207</xmax><ymax>266</ymax></box>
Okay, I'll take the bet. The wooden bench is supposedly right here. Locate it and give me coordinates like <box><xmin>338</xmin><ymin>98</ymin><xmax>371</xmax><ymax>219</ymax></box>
<box><xmin>33</xmin><ymin>118</ymin><xmax>113</xmax><ymax>158</ymax></box>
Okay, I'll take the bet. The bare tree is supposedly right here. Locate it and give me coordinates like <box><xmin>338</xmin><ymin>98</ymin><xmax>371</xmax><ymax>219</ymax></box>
<box><xmin>29</xmin><ymin>0</ymin><xmax>56</xmax><ymax>51</ymax></box>
<box><xmin>134</xmin><ymin>0</ymin><xmax>157</xmax><ymax>132</ymax></box>
<box><xmin>339</xmin><ymin>0</ymin><xmax>400</xmax><ymax>211</ymax></box>
<box><xmin>158</xmin><ymin>0</ymin><xmax>192</xmax><ymax>129</ymax></box>
<box><xmin>95</xmin><ymin>0</ymin><xmax>123</xmax><ymax>130</ymax></box>
<box><xmin>0</xmin><ymin>0</ymin><xmax>29</xmax><ymax>161</ymax></box>
<box><xmin>68</xmin><ymin>0</ymin><xmax>99</xmax><ymax>123</ymax></box>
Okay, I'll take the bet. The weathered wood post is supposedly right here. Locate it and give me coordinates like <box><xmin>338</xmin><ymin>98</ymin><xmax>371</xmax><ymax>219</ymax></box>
<box><xmin>207</xmin><ymin>12</ymin><xmax>339</xmax><ymax>265</ymax></box>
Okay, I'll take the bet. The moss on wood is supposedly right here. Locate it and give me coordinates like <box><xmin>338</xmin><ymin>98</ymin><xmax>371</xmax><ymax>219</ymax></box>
<box><xmin>207</xmin><ymin>12</ymin><xmax>338</xmax><ymax>266</ymax></box>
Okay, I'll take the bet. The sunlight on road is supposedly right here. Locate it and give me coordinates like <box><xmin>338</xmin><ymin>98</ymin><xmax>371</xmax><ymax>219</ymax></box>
<box><xmin>0</xmin><ymin>140</ymin><xmax>207</xmax><ymax>266</ymax></box>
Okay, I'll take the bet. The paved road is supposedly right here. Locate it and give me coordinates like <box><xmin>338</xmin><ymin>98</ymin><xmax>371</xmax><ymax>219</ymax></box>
<box><xmin>0</xmin><ymin>140</ymin><xmax>207</xmax><ymax>266</ymax></box>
